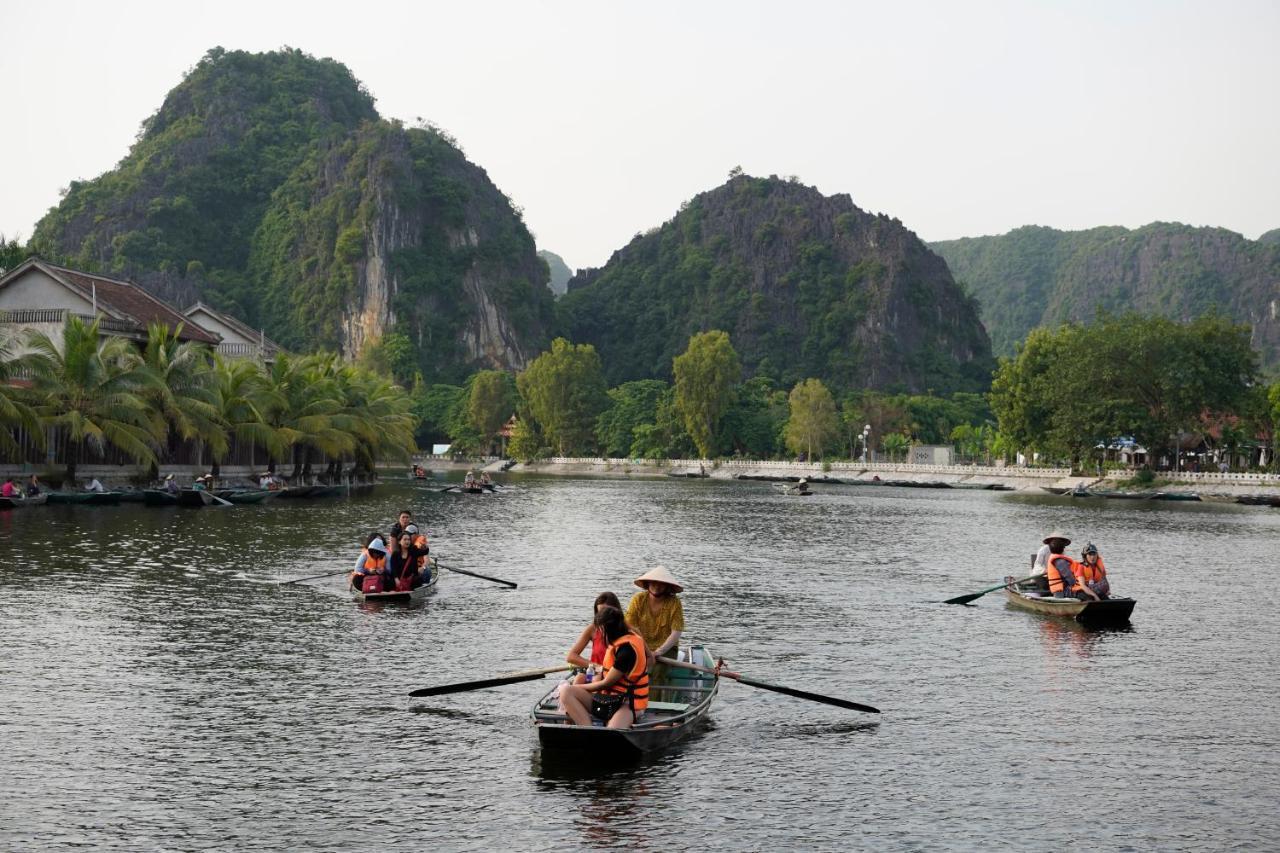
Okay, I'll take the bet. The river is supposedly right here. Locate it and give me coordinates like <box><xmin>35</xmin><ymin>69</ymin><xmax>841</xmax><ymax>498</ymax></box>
<box><xmin>2</xmin><ymin>477</ymin><xmax>1278</xmax><ymax>851</ymax></box>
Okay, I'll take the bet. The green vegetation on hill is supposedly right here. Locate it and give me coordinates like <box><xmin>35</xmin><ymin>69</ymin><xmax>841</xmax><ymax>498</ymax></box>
<box><xmin>933</xmin><ymin>224</ymin><xmax>1280</xmax><ymax>368</ymax></box>
<box><xmin>558</xmin><ymin>175</ymin><xmax>992</xmax><ymax>395</ymax></box>
<box><xmin>32</xmin><ymin>47</ymin><xmax>378</xmax><ymax>316</ymax></box>
<box><xmin>538</xmin><ymin>250</ymin><xmax>572</xmax><ymax>296</ymax></box>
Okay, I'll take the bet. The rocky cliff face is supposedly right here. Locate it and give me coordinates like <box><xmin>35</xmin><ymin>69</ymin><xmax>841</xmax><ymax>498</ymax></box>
<box><xmin>29</xmin><ymin>47</ymin><xmax>551</xmax><ymax>380</ymax></box>
<box><xmin>538</xmin><ymin>250</ymin><xmax>572</xmax><ymax>296</ymax></box>
<box><xmin>558</xmin><ymin>175</ymin><xmax>992</xmax><ymax>393</ymax></box>
<box><xmin>932</xmin><ymin>224</ymin><xmax>1280</xmax><ymax>368</ymax></box>
<box><xmin>252</xmin><ymin>121</ymin><xmax>553</xmax><ymax>378</ymax></box>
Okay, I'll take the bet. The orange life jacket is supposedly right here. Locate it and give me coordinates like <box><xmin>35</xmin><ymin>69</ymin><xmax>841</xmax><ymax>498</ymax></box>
<box><xmin>602</xmin><ymin>633</ymin><xmax>649</xmax><ymax>712</ymax></box>
<box><xmin>413</xmin><ymin>533</ymin><xmax>429</xmax><ymax>567</ymax></box>
<box><xmin>359</xmin><ymin>549</ymin><xmax>386</xmax><ymax>574</ymax></box>
<box><xmin>1046</xmin><ymin>554</ymin><xmax>1083</xmax><ymax>594</ymax></box>
<box><xmin>1078</xmin><ymin>556</ymin><xmax>1106</xmax><ymax>586</ymax></box>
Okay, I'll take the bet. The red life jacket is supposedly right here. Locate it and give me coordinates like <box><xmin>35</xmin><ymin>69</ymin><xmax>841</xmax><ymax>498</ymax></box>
<box><xmin>602</xmin><ymin>633</ymin><xmax>650</xmax><ymax>712</ymax></box>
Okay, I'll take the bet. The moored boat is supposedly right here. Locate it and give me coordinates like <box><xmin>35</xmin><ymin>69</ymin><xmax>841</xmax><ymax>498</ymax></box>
<box><xmin>47</xmin><ymin>490</ymin><xmax>122</xmax><ymax>505</ymax></box>
<box><xmin>276</xmin><ymin>485</ymin><xmax>321</xmax><ymax>499</ymax></box>
<box><xmin>116</xmin><ymin>490</ymin><xmax>146</xmax><ymax>503</ymax></box>
<box><xmin>221</xmin><ymin>489</ymin><xmax>276</xmax><ymax>504</ymax></box>
<box><xmin>176</xmin><ymin>489</ymin><xmax>214</xmax><ymax>507</ymax></box>
<box><xmin>350</xmin><ymin>561</ymin><xmax>439</xmax><ymax>604</ymax></box>
<box><xmin>1003</xmin><ymin>576</ymin><xmax>1135</xmax><ymax>627</ymax></box>
<box><xmin>0</xmin><ymin>493</ymin><xmax>49</xmax><ymax>509</ymax></box>
<box><xmin>532</xmin><ymin>644</ymin><xmax>719</xmax><ymax>757</ymax></box>
<box><xmin>143</xmin><ymin>489</ymin><xmax>179</xmax><ymax>506</ymax></box>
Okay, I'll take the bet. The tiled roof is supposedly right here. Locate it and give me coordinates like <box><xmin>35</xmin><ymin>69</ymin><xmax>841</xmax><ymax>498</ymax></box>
<box><xmin>184</xmin><ymin>301</ymin><xmax>281</xmax><ymax>353</ymax></box>
<box><xmin>40</xmin><ymin>262</ymin><xmax>220</xmax><ymax>345</ymax></box>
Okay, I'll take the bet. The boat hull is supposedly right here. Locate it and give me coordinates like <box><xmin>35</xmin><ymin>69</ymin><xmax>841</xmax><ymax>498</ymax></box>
<box><xmin>218</xmin><ymin>489</ymin><xmax>275</xmax><ymax>504</ymax></box>
<box><xmin>0</xmin><ymin>494</ymin><xmax>48</xmax><ymax>509</ymax></box>
<box><xmin>1003</xmin><ymin>578</ymin><xmax>1135</xmax><ymax>626</ymax></box>
<box><xmin>48</xmin><ymin>491</ymin><xmax>121</xmax><ymax>505</ymax></box>
<box><xmin>532</xmin><ymin>645</ymin><xmax>719</xmax><ymax>757</ymax></box>
<box><xmin>176</xmin><ymin>489</ymin><xmax>213</xmax><ymax>507</ymax></box>
<box><xmin>143</xmin><ymin>489</ymin><xmax>179</xmax><ymax>506</ymax></box>
<box><xmin>350</xmin><ymin>564</ymin><xmax>438</xmax><ymax>604</ymax></box>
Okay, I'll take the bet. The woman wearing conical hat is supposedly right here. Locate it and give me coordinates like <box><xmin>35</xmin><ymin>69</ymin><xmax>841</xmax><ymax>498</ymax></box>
<box><xmin>625</xmin><ymin>566</ymin><xmax>685</xmax><ymax>659</ymax></box>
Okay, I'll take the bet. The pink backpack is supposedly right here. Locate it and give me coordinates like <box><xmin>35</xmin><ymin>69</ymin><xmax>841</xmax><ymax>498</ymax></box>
<box><xmin>361</xmin><ymin>574</ymin><xmax>385</xmax><ymax>594</ymax></box>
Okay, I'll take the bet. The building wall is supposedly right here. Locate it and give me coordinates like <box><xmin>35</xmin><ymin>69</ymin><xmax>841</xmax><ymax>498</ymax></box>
<box><xmin>0</xmin><ymin>269</ymin><xmax>95</xmax><ymax>313</ymax></box>
<box><xmin>910</xmin><ymin>444</ymin><xmax>953</xmax><ymax>466</ymax></box>
<box><xmin>186</xmin><ymin>307</ymin><xmax>253</xmax><ymax>346</ymax></box>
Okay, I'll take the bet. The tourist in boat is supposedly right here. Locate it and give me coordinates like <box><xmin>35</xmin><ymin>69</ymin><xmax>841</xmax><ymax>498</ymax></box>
<box><xmin>1</xmin><ymin>477</ymin><xmax>16</xmax><ymax>498</ymax></box>
<box><xmin>389</xmin><ymin>530</ymin><xmax>429</xmax><ymax>590</ymax></box>
<box><xmin>85</xmin><ymin>477</ymin><xmax>106</xmax><ymax>493</ymax></box>
<box><xmin>258</xmin><ymin>472</ymin><xmax>273</xmax><ymax>489</ymax></box>
<box><xmin>26</xmin><ymin>474</ymin><xmax>41</xmax><ymax>496</ymax></box>
<box><xmin>1078</xmin><ymin>543</ymin><xmax>1110</xmax><ymax>600</ymax></box>
<box><xmin>1030</xmin><ymin>532</ymin><xmax>1067</xmax><ymax>594</ymax></box>
<box><xmin>351</xmin><ymin>536</ymin><xmax>392</xmax><ymax>593</ymax></box>
<box><xmin>480</xmin><ymin>472</ymin><xmax>493</xmax><ymax>486</ymax></box>
<box><xmin>625</xmin><ymin>566</ymin><xmax>685</xmax><ymax>662</ymax></box>
<box><xmin>163</xmin><ymin>474</ymin><xmax>179</xmax><ymax>495</ymax></box>
<box><xmin>389</xmin><ymin>509</ymin><xmax>414</xmax><ymax>544</ymax></box>
<box><xmin>191</xmin><ymin>475</ymin><xmax>207</xmax><ymax>492</ymax></box>
<box><xmin>1041</xmin><ymin>531</ymin><xmax>1097</xmax><ymax>601</ymax></box>
<box><xmin>565</xmin><ymin>591</ymin><xmax>625</xmax><ymax>683</ymax></box>
<box><xmin>559</xmin><ymin>605</ymin><xmax>650</xmax><ymax>729</ymax></box>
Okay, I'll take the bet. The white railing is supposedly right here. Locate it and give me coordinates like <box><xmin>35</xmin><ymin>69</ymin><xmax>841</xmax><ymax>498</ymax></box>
<box><xmin>1106</xmin><ymin>470</ymin><xmax>1280</xmax><ymax>486</ymax></box>
<box><xmin>534</xmin><ymin>457</ymin><xmax>1072</xmax><ymax>477</ymax></box>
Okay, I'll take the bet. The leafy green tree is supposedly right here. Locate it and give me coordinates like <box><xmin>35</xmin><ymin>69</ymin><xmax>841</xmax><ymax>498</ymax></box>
<box><xmin>630</xmin><ymin>386</ymin><xmax>696</xmax><ymax>460</ymax></box>
<box><xmin>0</xmin><ymin>332</ymin><xmax>43</xmax><ymax>460</ymax></box>
<box><xmin>18</xmin><ymin>316</ymin><xmax>163</xmax><ymax>483</ymax></box>
<box><xmin>673</xmin><ymin>330</ymin><xmax>741</xmax><ymax>458</ymax></box>
<box><xmin>262</xmin><ymin>352</ymin><xmax>355</xmax><ymax>479</ymax></box>
<box><xmin>516</xmin><ymin>338</ymin><xmax>609</xmax><ymax>456</ymax></box>
<box><xmin>466</xmin><ymin>370</ymin><xmax>517</xmax><ymax>454</ymax></box>
<box><xmin>412</xmin><ymin>380</ymin><xmax>466</xmax><ymax>448</ymax></box>
<box><xmin>210</xmin><ymin>355</ymin><xmax>286</xmax><ymax>474</ymax></box>
<box><xmin>0</xmin><ymin>234</ymin><xmax>29</xmax><ymax>273</ymax></box>
<box><xmin>596</xmin><ymin>380</ymin><xmax>668</xmax><ymax>458</ymax></box>
<box><xmin>141</xmin><ymin>323</ymin><xmax>225</xmax><ymax>475</ymax></box>
<box><xmin>719</xmin><ymin>376</ymin><xmax>787</xmax><ymax>458</ymax></box>
<box><xmin>882</xmin><ymin>432</ymin><xmax>909</xmax><ymax>462</ymax></box>
<box><xmin>784</xmin><ymin>378</ymin><xmax>839</xmax><ymax>459</ymax></box>
<box><xmin>507</xmin><ymin>408</ymin><xmax>548</xmax><ymax>461</ymax></box>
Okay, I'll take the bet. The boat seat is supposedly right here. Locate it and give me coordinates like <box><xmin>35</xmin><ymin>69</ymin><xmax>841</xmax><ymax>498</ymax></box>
<box><xmin>645</xmin><ymin>700</ymin><xmax>690</xmax><ymax>713</ymax></box>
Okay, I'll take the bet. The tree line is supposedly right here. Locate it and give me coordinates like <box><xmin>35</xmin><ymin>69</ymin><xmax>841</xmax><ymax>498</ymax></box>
<box><xmin>0</xmin><ymin>316</ymin><xmax>416</xmax><ymax>483</ymax></box>
<box><xmin>412</xmin><ymin>330</ymin><xmax>999</xmax><ymax>463</ymax></box>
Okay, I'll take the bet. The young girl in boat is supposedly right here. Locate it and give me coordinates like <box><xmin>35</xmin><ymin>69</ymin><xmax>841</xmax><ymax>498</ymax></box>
<box><xmin>559</xmin><ymin>606</ymin><xmax>650</xmax><ymax>730</ymax></box>
<box><xmin>389</xmin><ymin>529</ymin><xmax>431</xmax><ymax>591</ymax></box>
<box><xmin>565</xmin><ymin>592</ymin><xmax>623</xmax><ymax>683</ymax></box>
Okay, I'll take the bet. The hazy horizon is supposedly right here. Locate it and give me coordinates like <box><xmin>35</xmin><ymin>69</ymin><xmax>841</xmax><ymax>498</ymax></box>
<box><xmin>3</xmin><ymin>0</ymin><xmax>1277</xmax><ymax>272</ymax></box>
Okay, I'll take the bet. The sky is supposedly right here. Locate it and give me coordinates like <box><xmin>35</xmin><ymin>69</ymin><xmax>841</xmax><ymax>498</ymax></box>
<box><xmin>2</xmin><ymin>0</ymin><xmax>1277</xmax><ymax>270</ymax></box>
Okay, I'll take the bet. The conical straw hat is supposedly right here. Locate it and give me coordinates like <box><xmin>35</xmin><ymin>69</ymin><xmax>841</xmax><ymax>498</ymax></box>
<box><xmin>634</xmin><ymin>565</ymin><xmax>683</xmax><ymax>594</ymax></box>
<box><xmin>1042</xmin><ymin>530</ymin><xmax>1072</xmax><ymax>545</ymax></box>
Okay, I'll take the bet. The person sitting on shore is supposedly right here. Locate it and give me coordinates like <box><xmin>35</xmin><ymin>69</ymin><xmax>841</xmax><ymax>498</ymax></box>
<box><xmin>1078</xmin><ymin>543</ymin><xmax>1110</xmax><ymax>600</ymax></box>
<box><xmin>559</xmin><ymin>605</ymin><xmax>650</xmax><ymax>730</ymax></box>
<box><xmin>351</xmin><ymin>536</ymin><xmax>392</xmax><ymax>593</ymax></box>
<box><xmin>565</xmin><ymin>592</ymin><xmax>624</xmax><ymax>685</ymax></box>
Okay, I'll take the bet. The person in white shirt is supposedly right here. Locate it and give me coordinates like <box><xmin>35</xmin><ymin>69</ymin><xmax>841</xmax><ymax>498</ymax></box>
<box><xmin>85</xmin><ymin>477</ymin><xmax>105</xmax><ymax>493</ymax></box>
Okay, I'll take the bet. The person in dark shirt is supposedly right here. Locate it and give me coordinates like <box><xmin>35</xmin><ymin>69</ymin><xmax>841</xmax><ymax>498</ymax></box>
<box><xmin>388</xmin><ymin>509</ymin><xmax>413</xmax><ymax>544</ymax></box>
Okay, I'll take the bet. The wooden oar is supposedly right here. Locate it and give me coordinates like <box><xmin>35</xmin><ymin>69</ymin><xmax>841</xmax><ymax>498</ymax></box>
<box><xmin>280</xmin><ymin>568</ymin><xmax>351</xmax><ymax>585</ymax></box>
<box><xmin>210</xmin><ymin>493</ymin><xmax>234</xmax><ymax>507</ymax></box>
<box><xmin>437</xmin><ymin>485</ymin><xmax>458</xmax><ymax>493</ymax></box>
<box><xmin>657</xmin><ymin>656</ymin><xmax>880</xmax><ymax>714</ymax></box>
<box><xmin>409</xmin><ymin>664</ymin><xmax>572</xmax><ymax>697</ymax></box>
<box><xmin>944</xmin><ymin>575</ymin><xmax>1037</xmax><ymax>605</ymax></box>
<box><xmin>435</xmin><ymin>561</ymin><xmax>518</xmax><ymax>589</ymax></box>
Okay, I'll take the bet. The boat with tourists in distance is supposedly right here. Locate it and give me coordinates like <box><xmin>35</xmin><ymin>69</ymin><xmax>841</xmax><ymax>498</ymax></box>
<box><xmin>350</xmin><ymin>560</ymin><xmax>439</xmax><ymax>605</ymax></box>
<box><xmin>532</xmin><ymin>644</ymin><xmax>719</xmax><ymax>757</ymax></box>
<box><xmin>1003</xmin><ymin>576</ymin><xmax>1136</xmax><ymax>627</ymax></box>
<box><xmin>0</xmin><ymin>493</ymin><xmax>48</xmax><ymax>509</ymax></box>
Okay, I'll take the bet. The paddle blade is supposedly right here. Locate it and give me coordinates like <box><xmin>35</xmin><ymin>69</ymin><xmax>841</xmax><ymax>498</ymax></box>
<box><xmin>943</xmin><ymin>591</ymin><xmax>986</xmax><ymax>605</ymax></box>
<box><xmin>735</xmin><ymin>675</ymin><xmax>880</xmax><ymax>714</ymax></box>
<box><xmin>408</xmin><ymin>664</ymin><xmax>571</xmax><ymax>698</ymax></box>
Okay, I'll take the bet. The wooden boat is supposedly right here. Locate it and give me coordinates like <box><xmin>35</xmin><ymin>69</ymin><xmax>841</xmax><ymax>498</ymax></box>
<box><xmin>275</xmin><ymin>485</ymin><xmax>319</xmax><ymax>499</ymax></box>
<box><xmin>116</xmin><ymin>490</ymin><xmax>146</xmax><ymax>503</ymax></box>
<box><xmin>532</xmin><ymin>644</ymin><xmax>719</xmax><ymax>757</ymax></box>
<box><xmin>0</xmin><ymin>493</ymin><xmax>48</xmax><ymax>509</ymax></box>
<box><xmin>1040</xmin><ymin>486</ymin><xmax>1071</xmax><ymax>495</ymax></box>
<box><xmin>47</xmin><ymin>490</ymin><xmax>122</xmax><ymax>505</ymax></box>
<box><xmin>1236</xmin><ymin>495</ymin><xmax>1280</xmax><ymax>507</ymax></box>
<box><xmin>143</xmin><ymin>489</ymin><xmax>180</xmax><ymax>506</ymax></box>
<box><xmin>216</xmin><ymin>489</ymin><xmax>275</xmax><ymax>504</ymax></box>
<box><xmin>350</xmin><ymin>562</ymin><xmax>439</xmax><ymax>604</ymax></box>
<box><xmin>1152</xmin><ymin>492</ymin><xmax>1200</xmax><ymax>502</ymax></box>
<box><xmin>176</xmin><ymin>489</ymin><xmax>214</xmax><ymax>507</ymax></box>
<box><xmin>1003</xmin><ymin>576</ymin><xmax>1135</xmax><ymax>627</ymax></box>
<box><xmin>309</xmin><ymin>485</ymin><xmax>344</xmax><ymax>498</ymax></box>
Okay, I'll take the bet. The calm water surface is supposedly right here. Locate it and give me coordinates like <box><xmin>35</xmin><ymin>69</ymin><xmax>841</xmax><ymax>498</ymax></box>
<box><xmin>2</xmin><ymin>477</ymin><xmax>1278</xmax><ymax>851</ymax></box>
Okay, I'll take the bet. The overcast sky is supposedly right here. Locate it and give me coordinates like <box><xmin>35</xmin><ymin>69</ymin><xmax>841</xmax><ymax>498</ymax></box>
<box><xmin>3</xmin><ymin>0</ymin><xmax>1277</xmax><ymax>270</ymax></box>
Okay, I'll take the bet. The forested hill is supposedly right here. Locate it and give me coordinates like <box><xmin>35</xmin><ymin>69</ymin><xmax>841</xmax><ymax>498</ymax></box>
<box><xmin>932</xmin><ymin>224</ymin><xmax>1280</xmax><ymax>368</ymax></box>
<box><xmin>538</xmin><ymin>250</ymin><xmax>572</xmax><ymax>296</ymax></box>
<box><xmin>29</xmin><ymin>47</ymin><xmax>553</xmax><ymax>381</ymax></box>
<box><xmin>557</xmin><ymin>175</ymin><xmax>993</xmax><ymax>393</ymax></box>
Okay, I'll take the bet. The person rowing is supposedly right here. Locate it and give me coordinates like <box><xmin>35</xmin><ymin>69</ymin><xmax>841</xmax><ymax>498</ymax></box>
<box><xmin>559</xmin><ymin>605</ymin><xmax>650</xmax><ymax>729</ymax></box>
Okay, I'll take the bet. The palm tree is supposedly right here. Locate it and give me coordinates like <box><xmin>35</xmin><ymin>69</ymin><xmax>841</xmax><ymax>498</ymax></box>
<box><xmin>19</xmin><ymin>315</ymin><xmax>162</xmax><ymax>483</ymax></box>
<box><xmin>0</xmin><ymin>331</ymin><xmax>43</xmax><ymax>461</ymax></box>
<box><xmin>141</xmin><ymin>323</ymin><xmax>225</xmax><ymax>477</ymax></box>
<box><xmin>209</xmin><ymin>355</ymin><xmax>286</xmax><ymax>477</ymax></box>
<box><xmin>263</xmin><ymin>353</ymin><xmax>354</xmax><ymax>482</ymax></box>
<box><xmin>330</xmin><ymin>363</ymin><xmax>417</xmax><ymax>480</ymax></box>
<box><xmin>882</xmin><ymin>432</ymin><xmax>909</xmax><ymax>463</ymax></box>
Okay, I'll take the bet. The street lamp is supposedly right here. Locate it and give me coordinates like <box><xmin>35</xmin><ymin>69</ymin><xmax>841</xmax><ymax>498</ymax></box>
<box><xmin>861</xmin><ymin>424</ymin><xmax>871</xmax><ymax>463</ymax></box>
